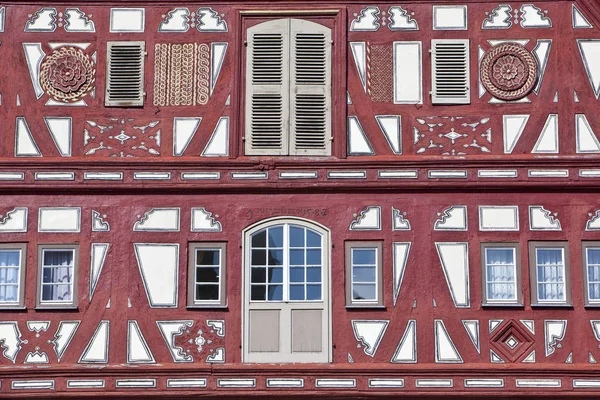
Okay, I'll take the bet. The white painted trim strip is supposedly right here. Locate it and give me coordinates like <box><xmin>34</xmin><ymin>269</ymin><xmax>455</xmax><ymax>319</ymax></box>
<box><xmin>166</xmin><ymin>378</ymin><xmax>207</xmax><ymax>388</ymax></box>
<box><xmin>133</xmin><ymin>172</ymin><xmax>171</xmax><ymax>180</ymax></box>
<box><xmin>115</xmin><ymin>379</ymin><xmax>157</xmax><ymax>388</ymax></box>
<box><xmin>84</xmin><ymin>172</ymin><xmax>123</xmax><ymax>180</ymax></box>
<box><xmin>12</xmin><ymin>380</ymin><xmax>55</xmax><ymax>390</ymax></box>
<box><xmin>0</xmin><ymin>172</ymin><xmax>24</xmax><ymax>180</ymax></box>
<box><xmin>327</xmin><ymin>171</ymin><xmax>366</xmax><ymax>179</ymax></box>
<box><xmin>428</xmin><ymin>170</ymin><xmax>467</xmax><ymax>179</ymax></box>
<box><xmin>368</xmin><ymin>378</ymin><xmax>405</xmax><ymax>388</ymax></box>
<box><xmin>478</xmin><ymin>170</ymin><xmax>518</xmax><ymax>178</ymax></box>
<box><xmin>378</xmin><ymin>170</ymin><xmax>418</xmax><ymax>179</ymax></box>
<box><xmin>266</xmin><ymin>378</ymin><xmax>304</xmax><ymax>388</ymax></box>
<box><xmin>528</xmin><ymin>169</ymin><xmax>569</xmax><ymax>178</ymax></box>
<box><xmin>231</xmin><ymin>172</ymin><xmax>268</xmax><ymax>180</ymax></box>
<box><xmin>516</xmin><ymin>379</ymin><xmax>561</xmax><ymax>388</ymax></box>
<box><xmin>217</xmin><ymin>378</ymin><xmax>256</xmax><ymax>388</ymax></box>
<box><xmin>464</xmin><ymin>379</ymin><xmax>504</xmax><ymax>388</ymax></box>
<box><xmin>181</xmin><ymin>172</ymin><xmax>221</xmax><ymax>180</ymax></box>
<box><xmin>580</xmin><ymin>169</ymin><xmax>600</xmax><ymax>178</ymax></box>
<box><xmin>35</xmin><ymin>172</ymin><xmax>74</xmax><ymax>181</ymax></box>
<box><xmin>315</xmin><ymin>378</ymin><xmax>357</xmax><ymax>388</ymax></box>
<box><xmin>415</xmin><ymin>379</ymin><xmax>453</xmax><ymax>388</ymax></box>
<box><xmin>573</xmin><ymin>379</ymin><xmax>600</xmax><ymax>388</ymax></box>
<box><xmin>279</xmin><ymin>172</ymin><xmax>318</xmax><ymax>179</ymax></box>
<box><xmin>67</xmin><ymin>380</ymin><xmax>105</xmax><ymax>389</ymax></box>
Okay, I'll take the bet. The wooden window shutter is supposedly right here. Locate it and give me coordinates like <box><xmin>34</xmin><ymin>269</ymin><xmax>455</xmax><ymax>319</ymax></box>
<box><xmin>431</xmin><ymin>39</ymin><xmax>470</xmax><ymax>104</ymax></box>
<box><xmin>289</xmin><ymin>19</ymin><xmax>332</xmax><ymax>156</ymax></box>
<box><xmin>245</xmin><ymin>19</ymin><xmax>290</xmax><ymax>155</ymax></box>
<box><xmin>105</xmin><ymin>41</ymin><xmax>146</xmax><ymax>107</ymax></box>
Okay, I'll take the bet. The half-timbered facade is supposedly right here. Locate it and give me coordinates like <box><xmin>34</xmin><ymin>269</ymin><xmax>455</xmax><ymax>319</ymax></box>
<box><xmin>1</xmin><ymin>0</ymin><xmax>600</xmax><ymax>397</ymax></box>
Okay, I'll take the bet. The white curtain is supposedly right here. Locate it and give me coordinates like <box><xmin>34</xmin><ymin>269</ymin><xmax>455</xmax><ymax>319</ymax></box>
<box><xmin>0</xmin><ymin>251</ymin><xmax>20</xmax><ymax>302</ymax></box>
<box><xmin>588</xmin><ymin>249</ymin><xmax>600</xmax><ymax>300</ymax></box>
<box><xmin>486</xmin><ymin>248</ymin><xmax>515</xmax><ymax>300</ymax></box>
<box><xmin>42</xmin><ymin>251</ymin><xmax>73</xmax><ymax>302</ymax></box>
<box><xmin>537</xmin><ymin>249</ymin><xmax>564</xmax><ymax>301</ymax></box>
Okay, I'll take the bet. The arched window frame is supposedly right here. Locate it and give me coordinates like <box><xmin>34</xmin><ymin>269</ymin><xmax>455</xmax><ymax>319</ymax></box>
<box><xmin>242</xmin><ymin>216</ymin><xmax>332</xmax><ymax>363</ymax></box>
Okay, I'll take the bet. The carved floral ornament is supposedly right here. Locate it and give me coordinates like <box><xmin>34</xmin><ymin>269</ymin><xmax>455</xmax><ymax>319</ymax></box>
<box><xmin>480</xmin><ymin>42</ymin><xmax>538</xmax><ymax>101</ymax></box>
<box><xmin>40</xmin><ymin>47</ymin><xmax>95</xmax><ymax>103</ymax></box>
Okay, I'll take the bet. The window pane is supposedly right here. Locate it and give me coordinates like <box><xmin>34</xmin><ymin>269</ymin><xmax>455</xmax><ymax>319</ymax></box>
<box><xmin>353</xmin><ymin>248</ymin><xmax>376</xmax><ymax>265</ymax></box>
<box><xmin>251</xmin><ymin>249</ymin><xmax>266</xmax><ymax>266</ymax></box>
<box><xmin>196</xmin><ymin>284</ymin><xmax>219</xmax><ymax>301</ymax></box>
<box><xmin>590</xmin><ymin>283</ymin><xmax>600</xmax><ymax>301</ymax></box>
<box><xmin>353</xmin><ymin>266</ymin><xmax>376</xmax><ymax>283</ymax></box>
<box><xmin>486</xmin><ymin>248</ymin><xmax>514</xmax><ymax>265</ymax></box>
<box><xmin>353</xmin><ymin>283</ymin><xmax>376</xmax><ymax>300</ymax></box>
<box><xmin>268</xmin><ymin>285</ymin><xmax>283</xmax><ymax>300</ymax></box>
<box><xmin>43</xmin><ymin>266</ymin><xmax>72</xmax><ymax>283</ymax></box>
<box><xmin>0</xmin><ymin>286</ymin><xmax>18</xmax><ymax>302</ymax></box>
<box><xmin>196</xmin><ymin>267</ymin><xmax>219</xmax><ymax>283</ymax></box>
<box><xmin>307</xmin><ymin>284</ymin><xmax>321</xmax><ymax>300</ymax></box>
<box><xmin>306</xmin><ymin>267</ymin><xmax>321</xmax><ymax>283</ymax></box>
<box><xmin>0</xmin><ymin>251</ymin><xmax>20</xmax><ymax>267</ymax></box>
<box><xmin>306</xmin><ymin>249</ymin><xmax>321</xmax><ymax>265</ymax></box>
<box><xmin>251</xmin><ymin>285</ymin><xmax>266</xmax><ymax>300</ymax></box>
<box><xmin>251</xmin><ymin>230</ymin><xmax>266</xmax><ymax>248</ymax></box>
<box><xmin>290</xmin><ymin>284</ymin><xmax>304</xmax><ymax>300</ymax></box>
<box><xmin>290</xmin><ymin>267</ymin><xmax>304</xmax><ymax>283</ymax></box>
<box><xmin>42</xmin><ymin>284</ymin><xmax>72</xmax><ymax>301</ymax></box>
<box><xmin>268</xmin><ymin>267</ymin><xmax>283</xmax><ymax>283</ymax></box>
<box><xmin>289</xmin><ymin>249</ymin><xmax>304</xmax><ymax>265</ymax></box>
<box><xmin>306</xmin><ymin>230</ymin><xmax>321</xmax><ymax>247</ymax></box>
<box><xmin>251</xmin><ymin>267</ymin><xmax>266</xmax><ymax>283</ymax></box>
<box><xmin>43</xmin><ymin>250</ymin><xmax>73</xmax><ymax>267</ymax></box>
<box><xmin>268</xmin><ymin>250</ymin><xmax>283</xmax><ymax>265</ymax></box>
<box><xmin>268</xmin><ymin>227</ymin><xmax>283</xmax><ymax>247</ymax></box>
<box><xmin>196</xmin><ymin>249</ymin><xmax>219</xmax><ymax>265</ymax></box>
<box><xmin>588</xmin><ymin>248</ymin><xmax>600</xmax><ymax>265</ymax></box>
<box><xmin>537</xmin><ymin>248</ymin><xmax>563</xmax><ymax>266</ymax></box>
<box><xmin>290</xmin><ymin>226</ymin><xmax>305</xmax><ymax>247</ymax></box>
<box><xmin>0</xmin><ymin>267</ymin><xmax>19</xmax><ymax>284</ymax></box>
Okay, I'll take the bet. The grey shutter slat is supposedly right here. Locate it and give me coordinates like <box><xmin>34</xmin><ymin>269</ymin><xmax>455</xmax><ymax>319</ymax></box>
<box><xmin>431</xmin><ymin>39</ymin><xmax>470</xmax><ymax>104</ymax></box>
<box><xmin>246</xmin><ymin>20</ymin><xmax>289</xmax><ymax>155</ymax></box>
<box><xmin>289</xmin><ymin>19</ymin><xmax>331</xmax><ymax>156</ymax></box>
<box><xmin>105</xmin><ymin>41</ymin><xmax>145</xmax><ymax>107</ymax></box>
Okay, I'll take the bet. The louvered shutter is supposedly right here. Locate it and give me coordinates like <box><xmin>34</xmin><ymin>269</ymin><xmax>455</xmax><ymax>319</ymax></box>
<box><xmin>431</xmin><ymin>39</ymin><xmax>470</xmax><ymax>104</ymax></box>
<box><xmin>245</xmin><ymin>20</ymin><xmax>290</xmax><ymax>155</ymax></box>
<box><xmin>289</xmin><ymin>19</ymin><xmax>332</xmax><ymax>156</ymax></box>
<box><xmin>105</xmin><ymin>41</ymin><xmax>145</xmax><ymax>107</ymax></box>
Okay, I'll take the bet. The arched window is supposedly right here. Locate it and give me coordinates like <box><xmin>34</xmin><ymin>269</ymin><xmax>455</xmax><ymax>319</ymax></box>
<box><xmin>243</xmin><ymin>217</ymin><xmax>330</xmax><ymax>363</ymax></box>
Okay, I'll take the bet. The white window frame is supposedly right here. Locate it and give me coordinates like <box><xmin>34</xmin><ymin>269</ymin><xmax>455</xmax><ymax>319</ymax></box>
<box><xmin>36</xmin><ymin>244</ymin><xmax>79</xmax><ymax>309</ymax></box>
<box><xmin>242</xmin><ymin>216</ymin><xmax>331</xmax><ymax>363</ymax></box>
<box><xmin>481</xmin><ymin>243</ymin><xmax>522</xmax><ymax>306</ymax></box>
<box><xmin>583</xmin><ymin>242</ymin><xmax>600</xmax><ymax>306</ymax></box>
<box><xmin>529</xmin><ymin>241</ymin><xmax>571</xmax><ymax>306</ymax></box>
<box><xmin>345</xmin><ymin>241</ymin><xmax>383</xmax><ymax>307</ymax></box>
<box><xmin>187</xmin><ymin>242</ymin><xmax>227</xmax><ymax>308</ymax></box>
<box><xmin>0</xmin><ymin>244</ymin><xmax>27</xmax><ymax>309</ymax></box>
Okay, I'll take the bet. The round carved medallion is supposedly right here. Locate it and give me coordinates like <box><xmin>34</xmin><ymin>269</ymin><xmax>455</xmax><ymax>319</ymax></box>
<box><xmin>40</xmin><ymin>47</ymin><xmax>96</xmax><ymax>103</ymax></box>
<box><xmin>480</xmin><ymin>43</ymin><xmax>537</xmax><ymax>101</ymax></box>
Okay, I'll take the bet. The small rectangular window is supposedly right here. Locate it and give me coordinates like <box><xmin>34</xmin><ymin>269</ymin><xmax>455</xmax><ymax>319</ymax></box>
<box><xmin>529</xmin><ymin>241</ymin><xmax>571</xmax><ymax>306</ymax></box>
<box><xmin>187</xmin><ymin>243</ymin><xmax>226</xmax><ymax>307</ymax></box>
<box><xmin>0</xmin><ymin>244</ymin><xmax>27</xmax><ymax>309</ymax></box>
<box><xmin>583</xmin><ymin>242</ymin><xmax>600</xmax><ymax>306</ymax></box>
<box><xmin>481</xmin><ymin>243</ymin><xmax>521</xmax><ymax>306</ymax></box>
<box><xmin>36</xmin><ymin>245</ymin><xmax>79</xmax><ymax>309</ymax></box>
<box><xmin>431</xmin><ymin>39</ymin><xmax>470</xmax><ymax>104</ymax></box>
<box><xmin>105</xmin><ymin>41</ymin><xmax>145</xmax><ymax>107</ymax></box>
<box><xmin>345</xmin><ymin>241</ymin><xmax>383</xmax><ymax>307</ymax></box>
